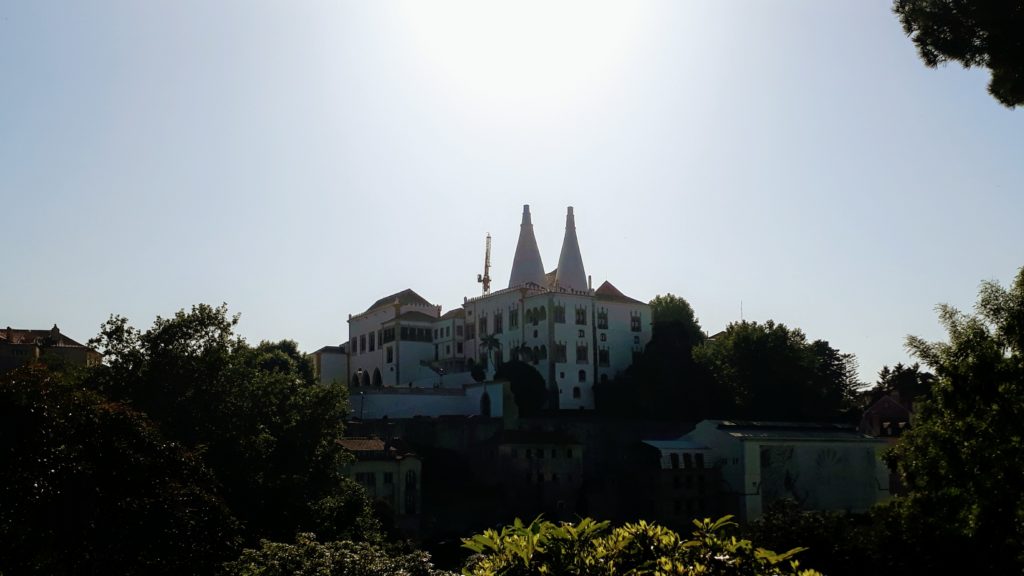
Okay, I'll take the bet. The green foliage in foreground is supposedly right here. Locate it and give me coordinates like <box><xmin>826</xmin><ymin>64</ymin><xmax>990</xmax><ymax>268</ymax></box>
<box><xmin>462</xmin><ymin>516</ymin><xmax>822</xmax><ymax>576</ymax></box>
<box><xmin>223</xmin><ymin>533</ymin><xmax>456</xmax><ymax>576</ymax></box>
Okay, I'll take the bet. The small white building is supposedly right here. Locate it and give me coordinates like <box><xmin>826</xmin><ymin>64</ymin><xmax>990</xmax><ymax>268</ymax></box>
<box><xmin>311</xmin><ymin>344</ymin><xmax>348</xmax><ymax>387</ymax></box>
<box><xmin>645</xmin><ymin>420</ymin><xmax>891</xmax><ymax>521</ymax></box>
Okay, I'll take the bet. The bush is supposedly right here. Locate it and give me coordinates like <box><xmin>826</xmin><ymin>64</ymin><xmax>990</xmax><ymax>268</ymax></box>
<box><xmin>462</xmin><ymin>515</ymin><xmax>821</xmax><ymax>575</ymax></box>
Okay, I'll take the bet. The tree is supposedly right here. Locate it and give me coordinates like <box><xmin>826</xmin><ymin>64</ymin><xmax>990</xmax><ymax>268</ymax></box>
<box><xmin>889</xmin><ymin>267</ymin><xmax>1024</xmax><ymax>572</ymax></box>
<box><xmin>893</xmin><ymin>0</ymin><xmax>1024</xmax><ymax>107</ymax></box>
<box><xmin>494</xmin><ymin>360</ymin><xmax>546</xmax><ymax>416</ymax></box>
<box><xmin>865</xmin><ymin>362</ymin><xmax>934</xmax><ymax>406</ymax></box>
<box><xmin>693</xmin><ymin>321</ymin><xmax>859</xmax><ymax>421</ymax></box>
<box><xmin>82</xmin><ymin>304</ymin><xmax>381</xmax><ymax>545</ymax></box>
<box><xmin>595</xmin><ymin>294</ymin><xmax>721</xmax><ymax>420</ymax></box>
<box><xmin>0</xmin><ymin>364</ymin><xmax>240</xmax><ymax>576</ymax></box>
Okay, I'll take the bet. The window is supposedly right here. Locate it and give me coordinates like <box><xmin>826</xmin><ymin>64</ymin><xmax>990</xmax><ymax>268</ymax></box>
<box><xmin>386</xmin><ymin>346</ymin><xmax>393</xmax><ymax>363</ymax></box>
<box><xmin>684</xmin><ymin>453</ymin><xmax>693</xmax><ymax>469</ymax></box>
<box><xmin>359</xmin><ymin>334</ymin><xmax>366</xmax><ymax>353</ymax></box>
<box><xmin>383</xmin><ymin>327</ymin><xmax>395</xmax><ymax>343</ymax></box>
<box><xmin>598</xmin><ymin>347</ymin><xmax>610</xmax><ymax>367</ymax></box>
<box><xmin>578</xmin><ymin>329</ymin><xmax>585</xmax><ymax>338</ymax></box>
<box><xmin>446</xmin><ymin>326</ymin><xmax>451</xmax><ymax>337</ymax></box>
<box><xmin>634</xmin><ymin>335</ymin><xmax>640</xmax><ymax>345</ymax></box>
<box><xmin>597</xmin><ymin>308</ymin><xmax>608</xmax><ymax>329</ymax></box>
<box><xmin>456</xmin><ymin>324</ymin><xmax>463</xmax><ymax>337</ymax></box>
<box><xmin>554</xmin><ymin>304</ymin><xmax>566</xmax><ymax>324</ymax></box>
<box><xmin>575</xmin><ymin>306</ymin><xmax>587</xmax><ymax>325</ymax></box>
<box><xmin>573</xmin><ymin>386</ymin><xmax>581</xmax><ymax>399</ymax></box>
<box><xmin>495</xmin><ymin>311</ymin><xmax>503</xmax><ymax>334</ymax></box>
<box><xmin>555</xmin><ymin>342</ymin><xmax>567</xmax><ymax>363</ymax></box>
<box><xmin>578</xmin><ymin>369</ymin><xmax>586</xmax><ymax>382</ymax></box>
<box><xmin>457</xmin><ymin>342</ymin><xmax>463</xmax><ymax>354</ymax></box>
<box><xmin>369</xmin><ymin>334</ymin><xmax>375</xmax><ymax>351</ymax></box>
<box><xmin>630</xmin><ymin>311</ymin><xmax>642</xmax><ymax>332</ymax></box>
<box><xmin>600</xmin><ymin>333</ymin><xmax>606</xmax><ymax>342</ymax></box>
<box><xmin>479</xmin><ymin>317</ymin><xmax>487</xmax><ymax>335</ymax></box>
<box><xmin>351</xmin><ymin>337</ymin><xmax>357</xmax><ymax>354</ymax></box>
<box><xmin>377</xmin><ymin>330</ymin><xmax>382</xmax><ymax>346</ymax></box>
<box><xmin>576</xmin><ymin>343</ymin><xmax>588</xmax><ymax>364</ymax></box>
<box><xmin>446</xmin><ymin>344</ymin><xmax>451</xmax><ymax>355</ymax></box>
<box><xmin>510</xmin><ymin>307</ymin><xmax>519</xmax><ymax>328</ymax></box>
<box><xmin>434</xmin><ymin>329</ymin><xmax>438</xmax><ymax>339</ymax></box>
<box><xmin>466</xmin><ymin>323</ymin><xmax>475</xmax><ymax>339</ymax></box>
<box><xmin>383</xmin><ymin>472</ymin><xmax>394</xmax><ymax>484</ymax></box>
<box><xmin>355</xmin><ymin>472</ymin><xmax>375</xmax><ymax>487</ymax></box>
<box><xmin>670</xmin><ymin>454</ymin><xmax>680</xmax><ymax>469</ymax></box>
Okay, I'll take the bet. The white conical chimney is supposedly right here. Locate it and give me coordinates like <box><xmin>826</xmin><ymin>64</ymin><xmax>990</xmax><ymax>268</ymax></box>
<box><xmin>555</xmin><ymin>206</ymin><xmax>587</xmax><ymax>291</ymax></box>
<box><xmin>508</xmin><ymin>205</ymin><xmax>547</xmax><ymax>288</ymax></box>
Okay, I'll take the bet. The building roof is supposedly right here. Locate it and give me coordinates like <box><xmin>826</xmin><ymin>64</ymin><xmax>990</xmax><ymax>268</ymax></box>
<box><xmin>336</xmin><ymin>436</ymin><xmax>418</xmax><ymax>460</ymax></box>
<box><xmin>643</xmin><ymin>439</ymin><xmax>710</xmax><ymax>451</ymax></box>
<box><xmin>386</xmin><ymin>311</ymin><xmax>438</xmax><ymax>324</ymax></box>
<box><xmin>439</xmin><ymin>308</ymin><xmax>465</xmax><ymax>320</ymax></box>
<box><xmin>508</xmin><ymin>204</ymin><xmax>548</xmax><ymax>289</ymax></box>
<box><xmin>2</xmin><ymin>325</ymin><xmax>90</xmax><ymax>348</ymax></box>
<box><xmin>313</xmin><ymin>344</ymin><xmax>346</xmax><ymax>355</ymax></box>
<box><xmin>705</xmin><ymin>420</ymin><xmax>883</xmax><ymax>442</ymax></box>
<box><xmin>594</xmin><ymin>281</ymin><xmax>644</xmax><ymax>305</ymax></box>
<box><xmin>554</xmin><ymin>207</ymin><xmax>587</xmax><ymax>291</ymax></box>
<box><xmin>365</xmin><ymin>289</ymin><xmax>433</xmax><ymax>313</ymax></box>
<box><xmin>496</xmin><ymin>429</ymin><xmax>581</xmax><ymax>445</ymax></box>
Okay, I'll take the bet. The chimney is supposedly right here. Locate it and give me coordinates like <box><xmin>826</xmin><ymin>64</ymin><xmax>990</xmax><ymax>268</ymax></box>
<box><xmin>555</xmin><ymin>207</ymin><xmax>587</xmax><ymax>291</ymax></box>
<box><xmin>508</xmin><ymin>204</ymin><xmax>547</xmax><ymax>288</ymax></box>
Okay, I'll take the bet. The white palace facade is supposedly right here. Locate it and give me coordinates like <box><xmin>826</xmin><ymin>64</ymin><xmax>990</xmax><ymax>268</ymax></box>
<box><xmin>345</xmin><ymin>205</ymin><xmax>652</xmax><ymax>411</ymax></box>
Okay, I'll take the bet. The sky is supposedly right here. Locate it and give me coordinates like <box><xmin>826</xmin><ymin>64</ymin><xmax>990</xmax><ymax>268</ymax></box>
<box><xmin>2</xmin><ymin>0</ymin><xmax>1022</xmax><ymax>384</ymax></box>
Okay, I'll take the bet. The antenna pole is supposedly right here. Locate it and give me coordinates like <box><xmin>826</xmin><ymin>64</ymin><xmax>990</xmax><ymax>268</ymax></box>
<box><xmin>477</xmin><ymin>233</ymin><xmax>492</xmax><ymax>294</ymax></box>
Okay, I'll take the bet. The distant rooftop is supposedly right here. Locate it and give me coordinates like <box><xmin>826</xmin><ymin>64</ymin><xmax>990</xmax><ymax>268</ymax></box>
<box><xmin>594</xmin><ymin>280</ymin><xmax>644</xmax><ymax>305</ymax></box>
<box><xmin>2</xmin><ymin>325</ymin><xmax>90</xmax><ymax>348</ymax></box>
<box><xmin>365</xmin><ymin>289</ymin><xmax>433</xmax><ymax>313</ymax></box>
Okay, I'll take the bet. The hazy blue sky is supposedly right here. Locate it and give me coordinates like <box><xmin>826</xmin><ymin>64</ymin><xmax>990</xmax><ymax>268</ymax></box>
<box><xmin>3</xmin><ymin>1</ymin><xmax>1021</xmax><ymax>384</ymax></box>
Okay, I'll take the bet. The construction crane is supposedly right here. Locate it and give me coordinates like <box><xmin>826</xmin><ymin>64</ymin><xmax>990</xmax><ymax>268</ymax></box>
<box><xmin>477</xmin><ymin>233</ymin><xmax>492</xmax><ymax>294</ymax></box>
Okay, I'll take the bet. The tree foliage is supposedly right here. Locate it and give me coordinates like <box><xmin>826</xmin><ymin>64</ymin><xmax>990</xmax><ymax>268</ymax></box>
<box><xmin>82</xmin><ymin>303</ymin><xmax>380</xmax><ymax>544</ymax></box>
<box><xmin>224</xmin><ymin>533</ymin><xmax>455</xmax><ymax>576</ymax></box>
<box><xmin>596</xmin><ymin>294</ymin><xmax>721</xmax><ymax>420</ymax></box>
<box><xmin>495</xmin><ymin>360</ymin><xmax>546</xmax><ymax>416</ymax></box>
<box><xmin>461</xmin><ymin>515</ymin><xmax>821</xmax><ymax>576</ymax></box>
<box><xmin>0</xmin><ymin>364</ymin><xmax>240</xmax><ymax>576</ymax></box>
<box><xmin>889</xmin><ymin>267</ymin><xmax>1024</xmax><ymax>572</ymax></box>
<box><xmin>893</xmin><ymin>0</ymin><xmax>1024</xmax><ymax>107</ymax></box>
<box><xmin>693</xmin><ymin>321</ymin><xmax>861</xmax><ymax>421</ymax></box>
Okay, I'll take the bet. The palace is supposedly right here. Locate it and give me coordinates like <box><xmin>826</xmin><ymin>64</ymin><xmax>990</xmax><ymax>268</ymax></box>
<box><xmin>344</xmin><ymin>205</ymin><xmax>651</xmax><ymax>410</ymax></box>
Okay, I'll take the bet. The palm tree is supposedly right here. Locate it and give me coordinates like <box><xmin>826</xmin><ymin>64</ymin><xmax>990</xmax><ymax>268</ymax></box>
<box><xmin>480</xmin><ymin>334</ymin><xmax>500</xmax><ymax>378</ymax></box>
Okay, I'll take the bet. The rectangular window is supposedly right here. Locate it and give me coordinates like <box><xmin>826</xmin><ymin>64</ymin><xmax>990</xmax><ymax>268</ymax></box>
<box><xmin>597</xmin><ymin>308</ymin><xmax>608</xmax><ymax>330</ymax></box>
<box><xmin>510</xmin><ymin>308</ymin><xmax>519</xmax><ymax>328</ymax></box>
<box><xmin>369</xmin><ymin>334</ymin><xmax>375</xmax><ymax>351</ymax></box>
<box><xmin>383</xmin><ymin>328</ymin><xmax>395</xmax><ymax>343</ymax></box>
<box><xmin>377</xmin><ymin>331</ymin><xmax>382</xmax><ymax>346</ymax></box>
<box><xmin>466</xmin><ymin>323</ymin><xmax>475</xmax><ymax>339</ymax></box>
<box><xmin>456</xmin><ymin>324</ymin><xmax>463</xmax><ymax>337</ymax></box>
<box><xmin>630</xmin><ymin>311</ymin><xmax>642</xmax><ymax>332</ymax></box>
<box><xmin>457</xmin><ymin>342</ymin><xmax>463</xmax><ymax>354</ymax></box>
<box><xmin>554</xmin><ymin>304</ymin><xmax>566</xmax><ymax>324</ymax></box>
<box><xmin>495</xmin><ymin>311</ymin><xmax>503</xmax><ymax>334</ymax></box>
<box><xmin>359</xmin><ymin>334</ymin><xmax>366</xmax><ymax>353</ymax></box>
<box><xmin>351</xmin><ymin>338</ymin><xmax>357</xmax><ymax>354</ymax></box>
<box><xmin>386</xmin><ymin>346</ymin><xmax>393</xmax><ymax>363</ymax></box>
<box><xmin>479</xmin><ymin>317</ymin><xmax>487</xmax><ymax>336</ymax></box>
<box><xmin>576</xmin><ymin>343</ymin><xmax>588</xmax><ymax>364</ymax></box>
<box><xmin>599</xmin><ymin>347</ymin><xmax>610</xmax><ymax>367</ymax></box>
<box><xmin>575</xmin><ymin>306</ymin><xmax>587</xmax><ymax>325</ymax></box>
<box><xmin>555</xmin><ymin>342</ymin><xmax>567</xmax><ymax>363</ymax></box>
<box><xmin>446</xmin><ymin>326</ymin><xmax>451</xmax><ymax>337</ymax></box>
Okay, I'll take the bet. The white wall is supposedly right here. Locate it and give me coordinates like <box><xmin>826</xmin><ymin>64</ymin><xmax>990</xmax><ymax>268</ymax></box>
<box><xmin>349</xmin><ymin>381</ymin><xmax>504</xmax><ymax>419</ymax></box>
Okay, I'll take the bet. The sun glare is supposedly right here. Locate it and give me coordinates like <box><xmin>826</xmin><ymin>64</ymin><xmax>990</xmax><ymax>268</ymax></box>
<box><xmin>400</xmin><ymin>1</ymin><xmax>646</xmax><ymax>115</ymax></box>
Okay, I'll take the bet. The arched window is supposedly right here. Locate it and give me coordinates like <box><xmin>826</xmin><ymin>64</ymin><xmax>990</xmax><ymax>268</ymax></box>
<box><xmin>578</xmin><ymin>370</ymin><xmax>586</xmax><ymax>382</ymax></box>
<box><xmin>572</xmin><ymin>386</ymin><xmax>581</xmax><ymax>399</ymax></box>
<box><xmin>372</xmin><ymin>368</ymin><xmax>382</xmax><ymax>388</ymax></box>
